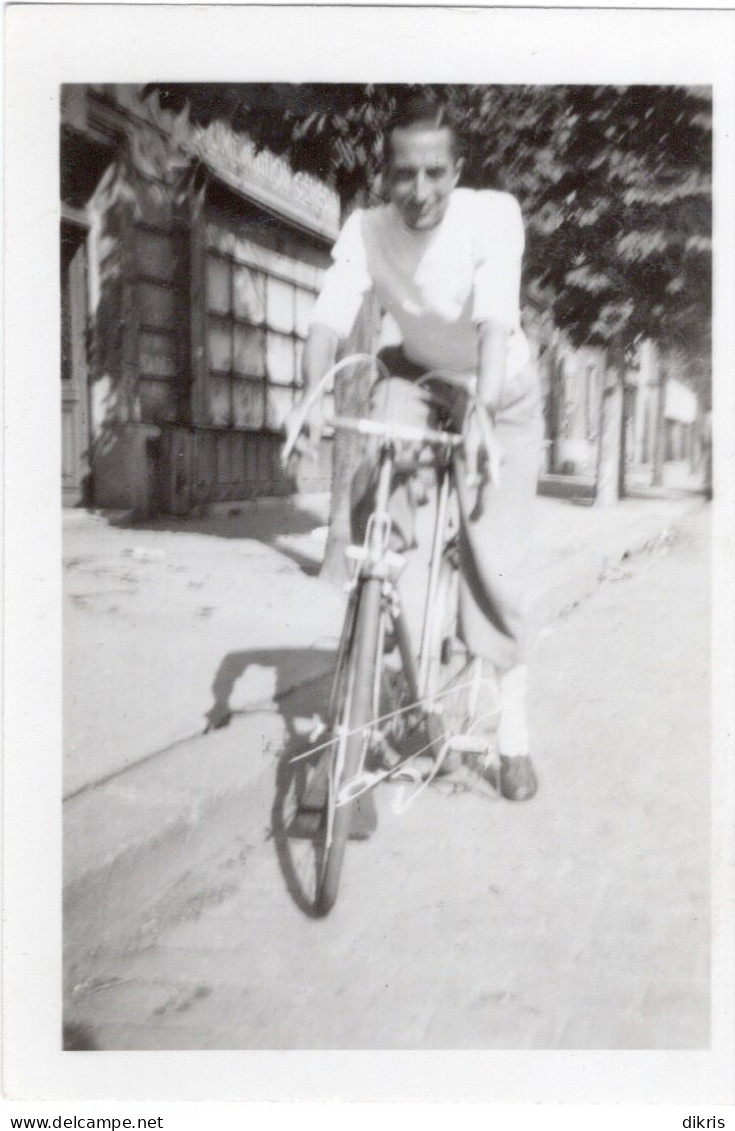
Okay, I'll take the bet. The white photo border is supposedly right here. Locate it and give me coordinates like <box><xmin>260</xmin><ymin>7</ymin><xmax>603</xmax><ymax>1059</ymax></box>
<box><xmin>4</xmin><ymin>2</ymin><xmax>734</xmax><ymax>1105</ymax></box>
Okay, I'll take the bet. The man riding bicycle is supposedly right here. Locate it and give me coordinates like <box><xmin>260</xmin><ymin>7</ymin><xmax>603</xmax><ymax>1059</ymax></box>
<box><xmin>285</xmin><ymin>93</ymin><xmax>543</xmax><ymax>805</ymax></box>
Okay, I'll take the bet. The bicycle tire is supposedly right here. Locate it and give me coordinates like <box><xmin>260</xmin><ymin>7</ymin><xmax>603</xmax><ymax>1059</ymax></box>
<box><xmin>424</xmin><ymin>540</ymin><xmax>467</xmax><ymax>753</ymax></box>
<box><xmin>427</xmin><ymin>536</ymin><xmax>462</xmax><ymax>681</ymax></box>
<box><xmin>317</xmin><ymin>576</ymin><xmax>383</xmax><ymax>916</ymax></box>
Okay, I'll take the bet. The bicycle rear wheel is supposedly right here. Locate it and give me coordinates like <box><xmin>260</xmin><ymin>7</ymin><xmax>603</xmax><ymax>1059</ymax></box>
<box><xmin>425</xmin><ymin>538</ymin><xmax>461</xmax><ymax>689</ymax></box>
<box><xmin>424</xmin><ymin>536</ymin><xmax>471</xmax><ymax>758</ymax></box>
<box><xmin>317</xmin><ymin>576</ymin><xmax>383</xmax><ymax>916</ymax></box>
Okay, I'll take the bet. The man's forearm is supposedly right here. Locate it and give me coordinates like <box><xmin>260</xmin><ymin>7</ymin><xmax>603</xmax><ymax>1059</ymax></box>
<box><xmin>477</xmin><ymin>319</ymin><xmax>509</xmax><ymax>413</ymax></box>
<box><xmin>303</xmin><ymin>323</ymin><xmax>339</xmax><ymax>393</ymax></box>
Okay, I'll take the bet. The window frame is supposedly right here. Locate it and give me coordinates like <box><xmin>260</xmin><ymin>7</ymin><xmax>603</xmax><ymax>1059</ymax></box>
<box><xmin>204</xmin><ymin>245</ymin><xmax>318</xmax><ymax>432</ymax></box>
<box><xmin>133</xmin><ymin>221</ymin><xmax>189</xmax><ymax>430</ymax></box>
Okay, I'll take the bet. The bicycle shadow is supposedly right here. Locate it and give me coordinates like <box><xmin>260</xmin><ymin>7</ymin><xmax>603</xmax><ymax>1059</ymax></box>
<box><xmin>205</xmin><ymin>646</ymin><xmax>337</xmax><ymax>918</ymax></box>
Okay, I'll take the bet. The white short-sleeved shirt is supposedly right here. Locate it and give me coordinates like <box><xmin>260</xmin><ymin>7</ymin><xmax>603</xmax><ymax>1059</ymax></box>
<box><xmin>311</xmin><ymin>187</ymin><xmax>530</xmax><ymax>377</ymax></box>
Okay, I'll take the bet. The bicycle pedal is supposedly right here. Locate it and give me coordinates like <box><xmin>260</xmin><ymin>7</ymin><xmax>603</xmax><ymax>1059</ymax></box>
<box><xmin>442</xmin><ymin>762</ymin><xmax>500</xmax><ymax>800</ymax></box>
<box><xmin>448</xmin><ymin>734</ymin><xmax>492</xmax><ymax>756</ymax></box>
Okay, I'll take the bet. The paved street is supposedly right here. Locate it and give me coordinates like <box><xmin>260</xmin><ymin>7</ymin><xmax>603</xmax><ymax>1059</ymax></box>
<box><xmin>64</xmin><ymin>508</ymin><xmax>710</xmax><ymax>1051</ymax></box>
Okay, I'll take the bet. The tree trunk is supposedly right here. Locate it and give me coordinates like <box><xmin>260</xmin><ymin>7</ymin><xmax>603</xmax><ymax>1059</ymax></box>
<box><xmin>618</xmin><ymin>368</ymin><xmax>629</xmax><ymax>500</ymax></box>
<box><xmin>319</xmin><ymin>293</ymin><xmax>381</xmax><ymax>584</ymax></box>
<box><xmin>652</xmin><ymin>350</ymin><xmax>668</xmax><ymax>487</ymax></box>
<box><xmin>548</xmin><ymin>335</ymin><xmax>563</xmax><ymax>473</ymax></box>
<box><xmin>595</xmin><ymin>339</ymin><xmax>625</xmax><ymax>506</ymax></box>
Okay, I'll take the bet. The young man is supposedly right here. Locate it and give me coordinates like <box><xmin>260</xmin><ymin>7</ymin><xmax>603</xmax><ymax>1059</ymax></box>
<box><xmin>288</xmin><ymin>94</ymin><xmax>543</xmax><ymax>802</ymax></box>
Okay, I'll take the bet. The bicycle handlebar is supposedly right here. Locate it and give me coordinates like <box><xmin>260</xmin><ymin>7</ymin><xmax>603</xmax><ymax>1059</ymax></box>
<box><xmin>331</xmin><ymin>415</ymin><xmax>462</xmax><ymax>449</ymax></box>
<box><xmin>280</xmin><ymin>354</ymin><xmax>389</xmax><ymax>467</ymax></box>
<box><xmin>280</xmin><ymin>352</ymin><xmax>502</xmax><ymax>494</ymax></box>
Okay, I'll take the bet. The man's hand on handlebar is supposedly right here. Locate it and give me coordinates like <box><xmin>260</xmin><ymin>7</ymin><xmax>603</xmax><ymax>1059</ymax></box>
<box><xmin>281</xmin><ymin>396</ymin><xmax>324</xmax><ymax>468</ymax></box>
<box><xmin>463</xmin><ymin>401</ymin><xmax>503</xmax><ymax>518</ymax></box>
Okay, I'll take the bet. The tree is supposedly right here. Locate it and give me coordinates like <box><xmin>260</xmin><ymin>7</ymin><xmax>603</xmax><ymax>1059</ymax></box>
<box><xmin>523</xmin><ymin>86</ymin><xmax>711</xmax><ymax>499</ymax></box>
<box><xmin>148</xmin><ymin>82</ymin><xmax>712</xmax><ymax>366</ymax></box>
<box><xmin>441</xmin><ymin>85</ymin><xmax>712</xmax><ymax>499</ymax></box>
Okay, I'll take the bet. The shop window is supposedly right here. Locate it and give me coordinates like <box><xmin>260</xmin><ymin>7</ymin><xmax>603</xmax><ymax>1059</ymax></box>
<box><xmin>295</xmin><ymin>290</ymin><xmax>316</xmax><ymax>338</ymax></box>
<box><xmin>208</xmin><ymin>320</ymin><xmax>232</xmax><ymax>373</ymax></box>
<box><xmin>206</xmin><ymin>257</ymin><xmax>231</xmax><ymax>315</ymax></box>
<box><xmin>205</xmin><ymin>246</ymin><xmax>315</xmax><ymax>431</ymax></box>
<box><xmin>267</xmin><ymin>386</ymin><xmax>296</xmax><ymax>429</ymax></box>
<box><xmin>134</xmin><ymin>224</ymin><xmax>188</xmax><ymax>424</ymax></box>
<box><xmin>233</xmin><ymin>380</ymin><xmax>266</xmax><ymax>429</ymax></box>
<box><xmin>234</xmin><ymin>266</ymin><xmax>266</xmax><ymax>324</ymax></box>
<box><xmin>209</xmin><ymin>374</ymin><xmax>232</xmax><ymax>427</ymax></box>
<box><xmin>134</xmin><ymin>229</ymin><xmax>176</xmax><ymax>279</ymax></box>
<box><xmin>266</xmin><ymin>276</ymin><xmax>295</xmax><ymax>334</ymax></box>
<box><xmin>234</xmin><ymin>325</ymin><xmax>266</xmax><ymax>378</ymax></box>
<box><xmin>267</xmin><ymin>332</ymin><xmax>295</xmax><ymax>385</ymax></box>
<box><xmin>138</xmin><ymin>283</ymin><xmax>177</xmax><ymax>329</ymax></box>
<box><xmin>139</xmin><ymin>378</ymin><xmax>179</xmax><ymax>423</ymax></box>
<box><xmin>139</xmin><ymin>329</ymin><xmax>178</xmax><ymax>379</ymax></box>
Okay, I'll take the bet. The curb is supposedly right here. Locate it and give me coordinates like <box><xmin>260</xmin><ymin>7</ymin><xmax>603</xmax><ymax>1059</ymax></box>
<box><xmin>63</xmin><ymin>710</ymin><xmax>293</xmax><ymax>960</ymax></box>
<box><xmin>63</xmin><ymin>658</ymin><xmax>336</xmax><ymax>897</ymax></box>
<box><xmin>529</xmin><ymin>494</ymin><xmax>706</xmax><ymax>626</ymax></box>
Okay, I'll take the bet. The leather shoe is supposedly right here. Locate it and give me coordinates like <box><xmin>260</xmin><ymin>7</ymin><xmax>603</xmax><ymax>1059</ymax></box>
<box><xmin>499</xmin><ymin>754</ymin><xmax>538</xmax><ymax>801</ymax></box>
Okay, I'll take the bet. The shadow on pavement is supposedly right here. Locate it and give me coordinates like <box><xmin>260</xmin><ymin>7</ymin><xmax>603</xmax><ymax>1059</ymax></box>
<box><xmin>109</xmin><ymin>499</ymin><xmax>326</xmax><ymax>544</ymax></box>
<box><xmin>204</xmin><ymin>646</ymin><xmax>337</xmax><ymax>734</ymax></box>
<box><xmin>107</xmin><ymin>499</ymin><xmax>329</xmax><ymax>577</ymax></box>
<box><xmin>63</xmin><ymin>1021</ymin><xmax>98</xmax><ymax>1051</ymax></box>
<box><xmin>205</xmin><ymin>646</ymin><xmax>338</xmax><ymax>918</ymax></box>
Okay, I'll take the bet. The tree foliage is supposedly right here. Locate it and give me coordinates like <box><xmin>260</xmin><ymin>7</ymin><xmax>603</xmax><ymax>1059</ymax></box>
<box><xmin>149</xmin><ymin>81</ymin><xmax>711</xmax><ymax>369</ymax></box>
<box><xmin>525</xmin><ymin>86</ymin><xmax>711</xmax><ymax>357</ymax></box>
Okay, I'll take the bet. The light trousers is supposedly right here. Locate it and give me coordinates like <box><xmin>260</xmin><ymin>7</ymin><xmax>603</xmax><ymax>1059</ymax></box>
<box><xmin>350</xmin><ymin>347</ymin><xmax>544</xmax><ymax>671</ymax></box>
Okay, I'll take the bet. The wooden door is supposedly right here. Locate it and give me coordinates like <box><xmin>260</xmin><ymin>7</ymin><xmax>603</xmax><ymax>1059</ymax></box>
<box><xmin>61</xmin><ymin>223</ymin><xmax>91</xmax><ymax>505</ymax></box>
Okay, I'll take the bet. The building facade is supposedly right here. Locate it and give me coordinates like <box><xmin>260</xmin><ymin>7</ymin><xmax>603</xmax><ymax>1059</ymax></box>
<box><xmin>61</xmin><ymin>84</ymin><xmax>340</xmax><ymax>512</ymax></box>
<box><xmin>535</xmin><ymin>332</ymin><xmax>701</xmax><ymax>480</ymax></box>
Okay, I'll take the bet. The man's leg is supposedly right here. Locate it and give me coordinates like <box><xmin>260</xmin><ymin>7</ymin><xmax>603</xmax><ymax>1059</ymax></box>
<box><xmin>453</xmin><ymin>376</ymin><xmax>543</xmax><ymax>800</ymax></box>
<box><xmin>341</xmin><ymin>367</ymin><xmax>441</xmax><ymax>832</ymax></box>
<box><xmin>350</xmin><ymin>371</ymin><xmax>438</xmax><ymax>549</ymax></box>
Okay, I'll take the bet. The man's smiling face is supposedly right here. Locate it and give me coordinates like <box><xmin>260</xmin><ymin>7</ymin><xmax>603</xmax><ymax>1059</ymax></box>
<box><xmin>385</xmin><ymin>124</ymin><xmax>462</xmax><ymax>232</ymax></box>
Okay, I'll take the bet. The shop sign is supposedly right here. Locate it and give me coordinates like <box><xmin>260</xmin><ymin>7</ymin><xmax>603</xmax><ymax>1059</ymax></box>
<box><xmin>190</xmin><ymin>122</ymin><xmax>340</xmax><ymax>241</ymax></box>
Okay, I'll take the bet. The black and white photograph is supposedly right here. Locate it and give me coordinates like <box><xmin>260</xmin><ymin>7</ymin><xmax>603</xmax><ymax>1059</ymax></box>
<box><xmin>4</xmin><ymin>1</ymin><xmax>734</xmax><ymax>1109</ymax></box>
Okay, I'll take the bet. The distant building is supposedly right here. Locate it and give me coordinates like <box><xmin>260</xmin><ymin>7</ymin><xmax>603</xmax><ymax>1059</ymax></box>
<box><xmin>531</xmin><ymin>328</ymin><xmax>701</xmax><ymax>481</ymax></box>
<box><xmin>61</xmin><ymin>84</ymin><xmax>339</xmax><ymax>512</ymax></box>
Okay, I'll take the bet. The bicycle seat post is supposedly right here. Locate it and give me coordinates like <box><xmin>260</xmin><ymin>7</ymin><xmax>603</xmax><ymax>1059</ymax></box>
<box><xmin>363</xmin><ymin>439</ymin><xmax>396</xmax><ymax>572</ymax></box>
<box><xmin>418</xmin><ymin>457</ymin><xmax>453</xmax><ymax>696</ymax></box>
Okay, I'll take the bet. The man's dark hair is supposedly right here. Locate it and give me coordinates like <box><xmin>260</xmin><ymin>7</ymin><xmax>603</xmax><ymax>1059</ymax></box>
<box><xmin>384</xmin><ymin>92</ymin><xmax>461</xmax><ymax>163</ymax></box>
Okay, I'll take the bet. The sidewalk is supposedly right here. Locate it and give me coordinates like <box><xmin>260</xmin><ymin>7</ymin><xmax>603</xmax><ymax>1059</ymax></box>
<box><xmin>63</xmin><ymin>472</ymin><xmax>706</xmax><ymax>892</ymax></box>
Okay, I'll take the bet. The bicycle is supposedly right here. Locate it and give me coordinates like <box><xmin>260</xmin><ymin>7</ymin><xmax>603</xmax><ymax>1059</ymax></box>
<box><xmin>280</xmin><ymin>354</ymin><xmax>501</xmax><ymax>916</ymax></box>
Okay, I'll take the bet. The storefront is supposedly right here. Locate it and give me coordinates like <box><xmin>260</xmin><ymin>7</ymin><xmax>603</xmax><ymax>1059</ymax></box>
<box><xmin>60</xmin><ymin>85</ymin><xmax>340</xmax><ymax>513</ymax></box>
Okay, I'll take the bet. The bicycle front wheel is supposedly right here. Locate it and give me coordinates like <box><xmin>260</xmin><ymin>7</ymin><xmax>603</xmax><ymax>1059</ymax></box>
<box><xmin>317</xmin><ymin>576</ymin><xmax>383</xmax><ymax>916</ymax></box>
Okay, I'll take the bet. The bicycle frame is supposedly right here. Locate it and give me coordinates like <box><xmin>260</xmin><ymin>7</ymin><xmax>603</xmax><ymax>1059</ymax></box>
<box><xmin>339</xmin><ymin>423</ymin><xmax>460</xmax><ymax>764</ymax></box>
<box><xmin>418</xmin><ymin>461</ymin><xmax>453</xmax><ymax>698</ymax></box>
<box><xmin>284</xmin><ymin>363</ymin><xmax>498</xmax><ymax>912</ymax></box>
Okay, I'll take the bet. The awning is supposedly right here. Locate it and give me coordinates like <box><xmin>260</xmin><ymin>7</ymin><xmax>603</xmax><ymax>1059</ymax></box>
<box><xmin>190</xmin><ymin>122</ymin><xmax>340</xmax><ymax>243</ymax></box>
